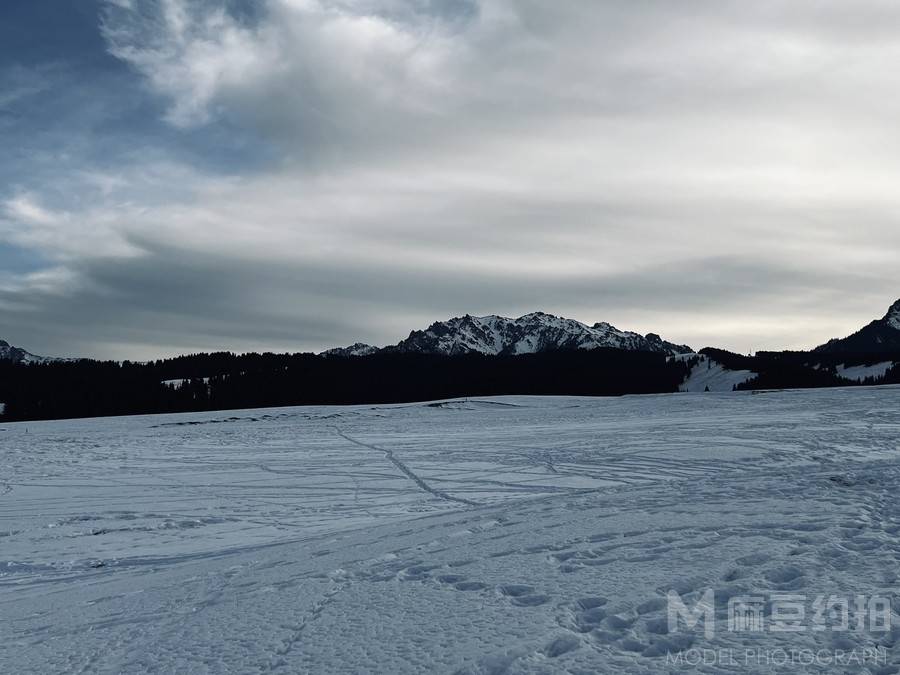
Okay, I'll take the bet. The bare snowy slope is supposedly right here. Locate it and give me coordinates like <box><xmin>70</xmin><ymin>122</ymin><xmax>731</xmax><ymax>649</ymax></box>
<box><xmin>3</xmin><ymin>387</ymin><xmax>900</xmax><ymax>673</ymax></box>
<box><xmin>675</xmin><ymin>353</ymin><xmax>757</xmax><ymax>392</ymax></box>
<box><xmin>836</xmin><ymin>361</ymin><xmax>896</xmax><ymax>383</ymax></box>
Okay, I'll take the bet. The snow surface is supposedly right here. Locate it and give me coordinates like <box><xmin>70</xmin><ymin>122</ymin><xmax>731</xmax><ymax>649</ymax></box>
<box><xmin>3</xmin><ymin>387</ymin><xmax>900</xmax><ymax>673</ymax></box>
<box><xmin>836</xmin><ymin>362</ymin><xmax>895</xmax><ymax>383</ymax></box>
<box><xmin>677</xmin><ymin>354</ymin><xmax>756</xmax><ymax>392</ymax></box>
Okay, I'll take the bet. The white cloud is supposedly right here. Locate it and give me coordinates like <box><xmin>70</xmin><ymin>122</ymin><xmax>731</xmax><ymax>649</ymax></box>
<box><xmin>1</xmin><ymin>193</ymin><xmax>142</xmax><ymax>261</ymax></box>
<box><xmin>4</xmin><ymin>195</ymin><xmax>60</xmax><ymax>227</ymax></box>
<box><xmin>101</xmin><ymin>0</ymin><xmax>465</xmax><ymax>132</ymax></box>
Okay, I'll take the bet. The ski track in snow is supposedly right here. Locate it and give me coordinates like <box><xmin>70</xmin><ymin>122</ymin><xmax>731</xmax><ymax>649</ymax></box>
<box><xmin>2</xmin><ymin>387</ymin><xmax>900</xmax><ymax>673</ymax></box>
<box><xmin>333</xmin><ymin>427</ymin><xmax>480</xmax><ymax>507</ymax></box>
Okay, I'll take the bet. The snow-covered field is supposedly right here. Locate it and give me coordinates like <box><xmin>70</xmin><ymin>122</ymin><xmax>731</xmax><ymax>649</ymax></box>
<box><xmin>3</xmin><ymin>387</ymin><xmax>900</xmax><ymax>673</ymax></box>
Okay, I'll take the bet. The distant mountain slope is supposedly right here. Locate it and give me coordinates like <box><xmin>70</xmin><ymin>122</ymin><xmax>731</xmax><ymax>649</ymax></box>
<box><xmin>815</xmin><ymin>299</ymin><xmax>900</xmax><ymax>353</ymax></box>
<box><xmin>387</xmin><ymin>312</ymin><xmax>692</xmax><ymax>357</ymax></box>
<box><xmin>320</xmin><ymin>343</ymin><xmax>378</xmax><ymax>358</ymax></box>
<box><xmin>0</xmin><ymin>339</ymin><xmax>53</xmax><ymax>364</ymax></box>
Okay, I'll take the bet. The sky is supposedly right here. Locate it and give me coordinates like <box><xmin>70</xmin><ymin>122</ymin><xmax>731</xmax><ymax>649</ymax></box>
<box><xmin>1</xmin><ymin>0</ymin><xmax>899</xmax><ymax>360</ymax></box>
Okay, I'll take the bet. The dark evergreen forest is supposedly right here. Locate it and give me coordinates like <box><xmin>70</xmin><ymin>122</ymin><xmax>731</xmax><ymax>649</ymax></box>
<box><xmin>1</xmin><ymin>347</ymin><xmax>896</xmax><ymax>422</ymax></box>
<box><xmin>0</xmin><ymin>349</ymin><xmax>688</xmax><ymax>421</ymax></box>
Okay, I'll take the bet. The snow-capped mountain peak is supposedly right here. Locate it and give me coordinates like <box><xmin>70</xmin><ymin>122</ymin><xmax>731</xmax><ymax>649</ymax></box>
<box><xmin>885</xmin><ymin>298</ymin><xmax>900</xmax><ymax>331</ymax></box>
<box><xmin>0</xmin><ymin>339</ymin><xmax>53</xmax><ymax>364</ymax></box>
<box><xmin>391</xmin><ymin>312</ymin><xmax>692</xmax><ymax>356</ymax></box>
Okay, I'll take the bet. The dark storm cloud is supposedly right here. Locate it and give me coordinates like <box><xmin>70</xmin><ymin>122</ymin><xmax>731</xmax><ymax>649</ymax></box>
<box><xmin>1</xmin><ymin>0</ymin><xmax>899</xmax><ymax>358</ymax></box>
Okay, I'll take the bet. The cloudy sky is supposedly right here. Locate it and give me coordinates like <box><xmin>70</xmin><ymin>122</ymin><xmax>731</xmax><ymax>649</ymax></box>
<box><xmin>1</xmin><ymin>0</ymin><xmax>899</xmax><ymax>359</ymax></box>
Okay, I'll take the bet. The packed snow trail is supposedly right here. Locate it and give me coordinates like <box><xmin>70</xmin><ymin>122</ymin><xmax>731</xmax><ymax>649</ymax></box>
<box><xmin>2</xmin><ymin>386</ymin><xmax>900</xmax><ymax>673</ymax></box>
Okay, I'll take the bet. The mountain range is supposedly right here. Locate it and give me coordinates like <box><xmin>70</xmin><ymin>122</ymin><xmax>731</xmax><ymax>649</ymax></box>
<box><xmin>3</xmin><ymin>297</ymin><xmax>900</xmax><ymax>365</ymax></box>
<box><xmin>323</xmin><ymin>312</ymin><xmax>692</xmax><ymax>358</ymax></box>
<box><xmin>322</xmin><ymin>299</ymin><xmax>900</xmax><ymax>358</ymax></box>
<box><xmin>1</xmin><ymin>299</ymin><xmax>898</xmax><ymax>422</ymax></box>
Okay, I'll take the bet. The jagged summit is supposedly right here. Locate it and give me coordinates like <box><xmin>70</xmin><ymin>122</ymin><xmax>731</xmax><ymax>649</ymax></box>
<box><xmin>885</xmin><ymin>298</ymin><xmax>900</xmax><ymax>331</ymax></box>
<box><xmin>0</xmin><ymin>339</ymin><xmax>52</xmax><ymax>364</ymax></box>
<box><xmin>815</xmin><ymin>297</ymin><xmax>900</xmax><ymax>353</ymax></box>
<box><xmin>388</xmin><ymin>312</ymin><xmax>692</xmax><ymax>357</ymax></box>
